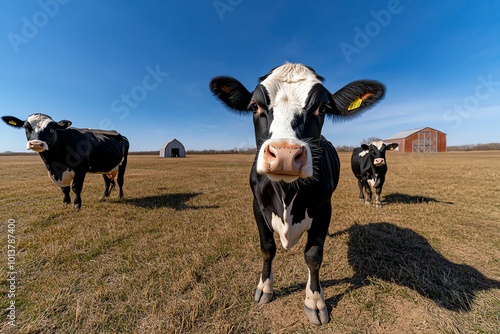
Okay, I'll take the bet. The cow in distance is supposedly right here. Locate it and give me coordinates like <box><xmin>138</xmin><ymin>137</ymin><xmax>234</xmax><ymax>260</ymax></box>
<box><xmin>351</xmin><ymin>141</ymin><xmax>398</xmax><ymax>208</ymax></box>
<box><xmin>2</xmin><ymin>113</ymin><xmax>129</xmax><ymax>210</ymax></box>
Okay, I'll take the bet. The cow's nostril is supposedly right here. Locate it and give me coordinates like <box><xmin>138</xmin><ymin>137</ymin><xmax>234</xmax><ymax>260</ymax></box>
<box><xmin>294</xmin><ymin>147</ymin><xmax>305</xmax><ymax>162</ymax></box>
<box><xmin>267</xmin><ymin>145</ymin><xmax>278</xmax><ymax>159</ymax></box>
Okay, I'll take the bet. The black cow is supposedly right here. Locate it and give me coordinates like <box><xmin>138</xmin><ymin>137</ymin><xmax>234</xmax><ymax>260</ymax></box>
<box><xmin>210</xmin><ymin>63</ymin><xmax>385</xmax><ymax>325</ymax></box>
<box><xmin>2</xmin><ymin>113</ymin><xmax>129</xmax><ymax>209</ymax></box>
<box><xmin>351</xmin><ymin>141</ymin><xmax>398</xmax><ymax>208</ymax></box>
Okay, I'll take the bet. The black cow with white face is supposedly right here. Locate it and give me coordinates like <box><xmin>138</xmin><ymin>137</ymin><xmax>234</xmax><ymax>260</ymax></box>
<box><xmin>2</xmin><ymin>113</ymin><xmax>129</xmax><ymax>209</ymax></box>
<box><xmin>210</xmin><ymin>63</ymin><xmax>385</xmax><ymax>325</ymax></box>
<box><xmin>351</xmin><ymin>141</ymin><xmax>398</xmax><ymax>208</ymax></box>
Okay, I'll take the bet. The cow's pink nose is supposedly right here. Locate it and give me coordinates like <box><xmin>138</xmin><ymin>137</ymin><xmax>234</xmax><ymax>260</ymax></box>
<box><xmin>27</xmin><ymin>140</ymin><xmax>47</xmax><ymax>152</ymax></box>
<box><xmin>374</xmin><ymin>158</ymin><xmax>385</xmax><ymax>166</ymax></box>
<box><xmin>263</xmin><ymin>143</ymin><xmax>307</xmax><ymax>175</ymax></box>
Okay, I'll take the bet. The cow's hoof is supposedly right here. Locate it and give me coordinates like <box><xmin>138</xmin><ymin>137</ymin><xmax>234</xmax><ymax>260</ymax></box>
<box><xmin>375</xmin><ymin>203</ymin><xmax>382</xmax><ymax>209</ymax></box>
<box><xmin>72</xmin><ymin>203</ymin><xmax>81</xmax><ymax>211</ymax></box>
<box><xmin>364</xmin><ymin>201</ymin><xmax>371</xmax><ymax>206</ymax></box>
<box><xmin>254</xmin><ymin>288</ymin><xmax>273</xmax><ymax>304</ymax></box>
<box><xmin>304</xmin><ymin>306</ymin><xmax>329</xmax><ymax>325</ymax></box>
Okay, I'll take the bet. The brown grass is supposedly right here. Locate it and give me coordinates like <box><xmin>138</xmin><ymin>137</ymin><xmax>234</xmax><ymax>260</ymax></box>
<box><xmin>0</xmin><ymin>152</ymin><xmax>499</xmax><ymax>333</ymax></box>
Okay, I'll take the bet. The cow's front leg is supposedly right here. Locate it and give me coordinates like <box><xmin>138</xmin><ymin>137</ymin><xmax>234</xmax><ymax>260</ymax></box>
<box><xmin>71</xmin><ymin>172</ymin><xmax>86</xmax><ymax>210</ymax></box>
<box><xmin>303</xmin><ymin>205</ymin><xmax>330</xmax><ymax>325</ymax></box>
<box><xmin>253</xmin><ymin>199</ymin><xmax>276</xmax><ymax>304</ymax></box>
<box><xmin>61</xmin><ymin>186</ymin><xmax>71</xmax><ymax>204</ymax></box>
<box><xmin>357</xmin><ymin>179</ymin><xmax>364</xmax><ymax>202</ymax></box>
<box><xmin>362</xmin><ymin>178</ymin><xmax>372</xmax><ymax>205</ymax></box>
<box><xmin>375</xmin><ymin>186</ymin><xmax>383</xmax><ymax>208</ymax></box>
<box><xmin>375</xmin><ymin>179</ymin><xmax>385</xmax><ymax>209</ymax></box>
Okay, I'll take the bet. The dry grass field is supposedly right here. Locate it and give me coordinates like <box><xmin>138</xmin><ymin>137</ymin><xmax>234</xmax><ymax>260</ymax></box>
<box><xmin>1</xmin><ymin>151</ymin><xmax>499</xmax><ymax>333</ymax></box>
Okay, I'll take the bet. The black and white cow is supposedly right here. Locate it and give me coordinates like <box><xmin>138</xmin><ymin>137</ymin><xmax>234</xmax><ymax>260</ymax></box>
<box><xmin>351</xmin><ymin>141</ymin><xmax>398</xmax><ymax>208</ymax></box>
<box><xmin>210</xmin><ymin>63</ymin><xmax>385</xmax><ymax>325</ymax></box>
<box><xmin>2</xmin><ymin>113</ymin><xmax>129</xmax><ymax>209</ymax></box>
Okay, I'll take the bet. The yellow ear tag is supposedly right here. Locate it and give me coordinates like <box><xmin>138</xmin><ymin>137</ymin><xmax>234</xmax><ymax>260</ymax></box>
<box><xmin>348</xmin><ymin>97</ymin><xmax>363</xmax><ymax>111</ymax></box>
<box><xmin>8</xmin><ymin>120</ymin><xmax>18</xmax><ymax>126</ymax></box>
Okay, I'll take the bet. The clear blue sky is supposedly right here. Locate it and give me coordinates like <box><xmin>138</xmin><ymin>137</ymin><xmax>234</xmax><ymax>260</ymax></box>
<box><xmin>1</xmin><ymin>0</ymin><xmax>499</xmax><ymax>152</ymax></box>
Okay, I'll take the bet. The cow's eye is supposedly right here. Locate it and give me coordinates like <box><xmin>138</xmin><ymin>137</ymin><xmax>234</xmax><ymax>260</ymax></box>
<box><xmin>250</xmin><ymin>102</ymin><xmax>259</xmax><ymax>112</ymax></box>
<box><xmin>50</xmin><ymin>128</ymin><xmax>55</xmax><ymax>134</ymax></box>
<box><xmin>312</xmin><ymin>105</ymin><xmax>327</xmax><ymax>116</ymax></box>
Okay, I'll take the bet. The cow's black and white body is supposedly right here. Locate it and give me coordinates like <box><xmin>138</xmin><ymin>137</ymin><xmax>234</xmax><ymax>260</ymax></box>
<box><xmin>2</xmin><ymin>114</ymin><xmax>129</xmax><ymax>209</ymax></box>
<box><xmin>210</xmin><ymin>63</ymin><xmax>385</xmax><ymax>325</ymax></box>
<box><xmin>351</xmin><ymin>141</ymin><xmax>398</xmax><ymax>208</ymax></box>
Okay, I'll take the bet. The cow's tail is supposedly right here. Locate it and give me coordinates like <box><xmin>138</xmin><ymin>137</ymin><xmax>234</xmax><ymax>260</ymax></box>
<box><xmin>117</xmin><ymin>136</ymin><xmax>129</xmax><ymax>198</ymax></box>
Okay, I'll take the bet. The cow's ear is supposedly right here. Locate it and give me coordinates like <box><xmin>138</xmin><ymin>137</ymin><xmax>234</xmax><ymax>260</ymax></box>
<box><xmin>1</xmin><ymin>116</ymin><xmax>25</xmax><ymax>128</ymax></box>
<box><xmin>386</xmin><ymin>143</ymin><xmax>398</xmax><ymax>150</ymax></box>
<box><xmin>327</xmin><ymin>80</ymin><xmax>385</xmax><ymax>119</ymax></box>
<box><xmin>56</xmin><ymin>120</ymin><xmax>72</xmax><ymax>129</ymax></box>
<box><xmin>361</xmin><ymin>144</ymin><xmax>370</xmax><ymax>150</ymax></box>
<box><xmin>209</xmin><ymin>76</ymin><xmax>253</xmax><ymax>113</ymax></box>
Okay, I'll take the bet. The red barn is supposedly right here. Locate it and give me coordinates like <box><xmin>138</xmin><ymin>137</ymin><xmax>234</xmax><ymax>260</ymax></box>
<box><xmin>385</xmin><ymin>127</ymin><xmax>447</xmax><ymax>153</ymax></box>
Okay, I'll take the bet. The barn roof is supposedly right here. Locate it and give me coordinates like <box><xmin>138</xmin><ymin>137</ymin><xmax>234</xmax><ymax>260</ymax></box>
<box><xmin>161</xmin><ymin>138</ymin><xmax>184</xmax><ymax>149</ymax></box>
<box><xmin>385</xmin><ymin>127</ymin><xmax>446</xmax><ymax>140</ymax></box>
<box><xmin>385</xmin><ymin>128</ymin><xmax>425</xmax><ymax>140</ymax></box>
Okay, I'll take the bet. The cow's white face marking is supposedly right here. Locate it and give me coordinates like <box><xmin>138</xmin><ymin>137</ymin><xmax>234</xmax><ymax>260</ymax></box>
<box><xmin>27</xmin><ymin>114</ymin><xmax>53</xmax><ymax>133</ymax></box>
<box><xmin>255</xmin><ymin>64</ymin><xmax>322</xmax><ymax>181</ymax></box>
<box><xmin>261</xmin><ymin>64</ymin><xmax>321</xmax><ymax>139</ymax></box>
<box><xmin>271</xmin><ymin>193</ymin><xmax>313</xmax><ymax>250</ymax></box>
<box><xmin>370</xmin><ymin>141</ymin><xmax>385</xmax><ymax>150</ymax></box>
<box><xmin>358</xmin><ymin>150</ymin><xmax>369</xmax><ymax>157</ymax></box>
<box><xmin>48</xmin><ymin>169</ymin><xmax>75</xmax><ymax>187</ymax></box>
<box><xmin>25</xmin><ymin>114</ymin><xmax>53</xmax><ymax>152</ymax></box>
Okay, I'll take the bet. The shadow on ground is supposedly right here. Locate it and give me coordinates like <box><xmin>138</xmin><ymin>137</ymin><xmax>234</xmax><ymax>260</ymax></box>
<box><xmin>276</xmin><ymin>222</ymin><xmax>500</xmax><ymax>312</ymax></box>
<box><xmin>123</xmin><ymin>192</ymin><xmax>219</xmax><ymax>210</ymax></box>
<box><xmin>327</xmin><ymin>222</ymin><xmax>500</xmax><ymax>311</ymax></box>
<box><xmin>384</xmin><ymin>192</ymin><xmax>454</xmax><ymax>205</ymax></box>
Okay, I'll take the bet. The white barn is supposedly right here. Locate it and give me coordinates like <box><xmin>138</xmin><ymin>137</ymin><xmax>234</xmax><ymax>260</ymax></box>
<box><xmin>159</xmin><ymin>139</ymin><xmax>186</xmax><ymax>158</ymax></box>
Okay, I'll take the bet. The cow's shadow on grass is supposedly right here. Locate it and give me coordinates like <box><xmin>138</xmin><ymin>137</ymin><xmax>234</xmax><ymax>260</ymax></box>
<box><xmin>276</xmin><ymin>222</ymin><xmax>500</xmax><ymax>312</ymax></box>
<box><xmin>383</xmin><ymin>192</ymin><xmax>454</xmax><ymax>205</ymax></box>
<box><xmin>123</xmin><ymin>192</ymin><xmax>219</xmax><ymax>210</ymax></box>
<box><xmin>327</xmin><ymin>222</ymin><xmax>500</xmax><ymax>311</ymax></box>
